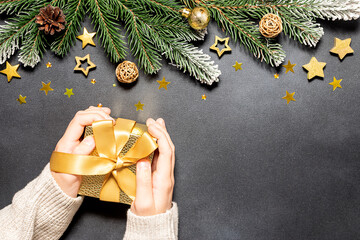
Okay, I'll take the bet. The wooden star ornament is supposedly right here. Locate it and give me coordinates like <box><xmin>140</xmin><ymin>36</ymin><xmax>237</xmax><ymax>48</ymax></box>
<box><xmin>157</xmin><ymin>77</ymin><xmax>170</xmax><ymax>90</ymax></box>
<box><xmin>40</xmin><ymin>81</ymin><xmax>54</xmax><ymax>95</ymax></box>
<box><xmin>302</xmin><ymin>57</ymin><xmax>326</xmax><ymax>80</ymax></box>
<box><xmin>74</xmin><ymin>54</ymin><xmax>96</xmax><ymax>76</ymax></box>
<box><xmin>77</xmin><ymin>27</ymin><xmax>96</xmax><ymax>49</ymax></box>
<box><xmin>330</xmin><ymin>38</ymin><xmax>354</xmax><ymax>60</ymax></box>
<box><xmin>0</xmin><ymin>61</ymin><xmax>21</xmax><ymax>82</ymax></box>
<box><xmin>210</xmin><ymin>36</ymin><xmax>232</xmax><ymax>57</ymax></box>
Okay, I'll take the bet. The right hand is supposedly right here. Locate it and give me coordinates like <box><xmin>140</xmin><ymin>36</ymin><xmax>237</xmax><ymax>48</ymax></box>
<box><xmin>131</xmin><ymin>118</ymin><xmax>175</xmax><ymax>216</ymax></box>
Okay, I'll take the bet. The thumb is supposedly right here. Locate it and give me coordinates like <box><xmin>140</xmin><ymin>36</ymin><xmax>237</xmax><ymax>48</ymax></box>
<box><xmin>134</xmin><ymin>159</ymin><xmax>154</xmax><ymax>214</ymax></box>
<box><xmin>72</xmin><ymin>136</ymin><xmax>95</xmax><ymax>154</ymax></box>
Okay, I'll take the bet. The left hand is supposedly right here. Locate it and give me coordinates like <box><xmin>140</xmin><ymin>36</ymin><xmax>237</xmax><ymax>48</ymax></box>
<box><xmin>51</xmin><ymin>106</ymin><xmax>114</xmax><ymax>198</ymax></box>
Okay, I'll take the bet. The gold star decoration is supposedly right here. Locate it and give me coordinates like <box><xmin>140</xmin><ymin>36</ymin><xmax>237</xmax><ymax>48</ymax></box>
<box><xmin>112</xmin><ymin>83</ymin><xmax>116</xmax><ymax>87</ymax></box>
<box><xmin>76</xmin><ymin>27</ymin><xmax>96</xmax><ymax>49</ymax></box>
<box><xmin>282</xmin><ymin>91</ymin><xmax>296</xmax><ymax>104</ymax></box>
<box><xmin>232</xmin><ymin>61</ymin><xmax>242</xmax><ymax>71</ymax></box>
<box><xmin>202</xmin><ymin>94</ymin><xmax>207</xmax><ymax>100</ymax></box>
<box><xmin>91</xmin><ymin>79</ymin><xmax>96</xmax><ymax>84</ymax></box>
<box><xmin>46</xmin><ymin>62</ymin><xmax>52</xmax><ymax>68</ymax></box>
<box><xmin>97</xmin><ymin>103</ymin><xmax>103</xmax><ymax>107</ymax></box>
<box><xmin>74</xmin><ymin>54</ymin><xmax>96</xmax><ymax>76</ymax></box>
<box><xmin>64</xmin><ymin>88</ymin><xmax>74</xmax><ymax>98</ymax></box>
<box><xmin>17</xmin><ymin>94</ymin><xmax>26</xmax><ymax>104</ymax></box>
<box><xmin>330</xmin><ymin>38</ymin><xmax>354</xmax><ymax>60</ymax></box>
<box><xmin>210</xmin><ymin>36</ymin><xmax>232</xmax><ymax>57</ymax></box>
<box><xmin>302</xmin><ymin>57</ymin><xmax>326</xmax><ymax>80</ymax></box>
<box><xmin>329</xmin><ymin>77</ymin><xmax>342</xmax><ymax>91</ymax></box>
<box><xmin>135</xmin><ymin>101</ymin><xmax>144</xmax><ymax>111</ymax></box>
<box><xmin>157</xmin><ymin>77</ymin><xmax>170</xmax><ymax>90</ymax></box>
<box><xmin>282</xmin><ymin>60</ymin><xmax>296</xmax><ymax>73</ymax></box>
<box><xmin>0</xmin><ymin>61</ymin><xmax>21</xmax><ymax>82</ymax></box>
<box><xmin>274</xmin><ymin>73</ymin><xmax>279</xmax><ymax>79</ymax></box>
<box><xmin>40</xmin><ymin>81</ymin><xmax>54</xmax><ymax>95</ymax></box>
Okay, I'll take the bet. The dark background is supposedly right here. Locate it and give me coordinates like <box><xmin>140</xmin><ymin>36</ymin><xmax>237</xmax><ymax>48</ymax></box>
<box><xmin>0</xmin><ymin>15</ymin><xmax>359</xmax><ymax>240</ymax></box>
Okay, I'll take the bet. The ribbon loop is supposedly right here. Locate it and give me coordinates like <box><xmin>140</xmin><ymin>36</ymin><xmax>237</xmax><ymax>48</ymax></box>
<box><xmin>50</xmin><ymin>118</ymin><xmax>158</xmax><ymax>203</ymax></box>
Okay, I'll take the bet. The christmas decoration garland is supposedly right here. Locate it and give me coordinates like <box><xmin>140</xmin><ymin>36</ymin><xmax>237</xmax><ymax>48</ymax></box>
<box><xmin>0</xmin><ymin>0</ymin><xmax>359</xmax><ymax>85</ymax></box>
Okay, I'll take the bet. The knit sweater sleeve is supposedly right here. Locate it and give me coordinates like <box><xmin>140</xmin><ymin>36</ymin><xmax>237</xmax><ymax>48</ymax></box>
<box><xmin>123</xmin><ymin>202</ymin><xmax>179</xmax><ymax>240</ymax></box>
<box><xmin>0</xmin><ymin>163</ymin><xmax>83</xmax><ymax>240</ymax></box>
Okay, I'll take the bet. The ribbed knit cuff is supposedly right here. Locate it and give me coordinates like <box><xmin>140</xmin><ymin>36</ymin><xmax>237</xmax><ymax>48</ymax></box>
<box><xmin>32</xmin><ymin>163</ymin><xmax>83</xmax><ymax>240</ymax></box>
<box><xmin>123</xmin><ymin>202</ymin><xmax>178</xmax><ymax>240</ymax></box>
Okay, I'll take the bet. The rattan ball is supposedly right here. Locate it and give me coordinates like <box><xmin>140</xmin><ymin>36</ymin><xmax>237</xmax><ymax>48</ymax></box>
<box><xmin>116</xmin><ymin>61</ymin><xmax>139</xmax><ymax>83</ymax></box>
<box><xmin>259</xmin><ymin>13</ymin><xmax>283</xmax><ymax>38</ymax></box>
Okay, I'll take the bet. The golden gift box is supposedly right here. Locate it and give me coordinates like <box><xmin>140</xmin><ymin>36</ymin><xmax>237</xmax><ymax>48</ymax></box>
<box><xmin>50</xmin><ymin>118</ymin><xmax>158</xmax><ymax>205</ymax></box>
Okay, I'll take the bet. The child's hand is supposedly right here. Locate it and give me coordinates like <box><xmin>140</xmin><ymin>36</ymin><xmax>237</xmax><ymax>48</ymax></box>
<box><xmin>51</xmin><ymin>106</ymin><xmax>114</xmax><ymax>198</ymax></box>
<box><xmin>131</xmin><ymin>118</ymin><xmax>175</xmax><ymax>216</ymax></box>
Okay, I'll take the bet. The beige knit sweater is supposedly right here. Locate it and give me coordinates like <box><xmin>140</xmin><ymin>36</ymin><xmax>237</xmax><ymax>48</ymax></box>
<box><xmin>0</xmin><ymin>164</ymin><xmax>178</xmax><ymax>240</ymax></box>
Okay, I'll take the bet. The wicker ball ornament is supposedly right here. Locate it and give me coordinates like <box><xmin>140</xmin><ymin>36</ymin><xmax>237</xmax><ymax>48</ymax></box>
<box><xmin>116</xmin><ymin>61</ymin><xmax>139</xmax><ymax>84</ymax></box>
<box><xmin>259</xmin><ymin>13</ymin><xmax>283</xmax><ymax>38</ymax></box>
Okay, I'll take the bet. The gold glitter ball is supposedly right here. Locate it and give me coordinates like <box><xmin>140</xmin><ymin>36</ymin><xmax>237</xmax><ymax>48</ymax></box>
<box><xmin>188</xmin><ymin>7</ymin><xmax>210</xmax><ymax>30</ymax></box>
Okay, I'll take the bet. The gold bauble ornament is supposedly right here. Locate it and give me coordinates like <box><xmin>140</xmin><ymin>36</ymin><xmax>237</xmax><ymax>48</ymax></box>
<box><xmin>185</xmin><ymin>7</ymin><xmax>210</xmax><ymax>30</ymax></box>
<box><xmin>116</xmin><ymin>61</ymin><xmax>139</xmax><ymax>84</ymax></box>
<box><xmin>259</xmin><ymin>13</ymin><xmax>283</xmax><ymax>38</ymax></box>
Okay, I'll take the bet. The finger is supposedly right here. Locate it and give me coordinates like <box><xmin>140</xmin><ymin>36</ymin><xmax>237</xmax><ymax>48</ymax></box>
<box><xmin>155</xmin><ymin>118</ymin><xmax>175</xmax><ymax>152</ymax></box>
<box><xmin>86</xmin><ymin>106</ymin><xmax>111</xmax><ymax>115</ymax></box>
<box><xmin>62</xmin><ymin>112</ymin><xmax>113</xmax><ymax>142</ymax></box>
<box><xmin>146</xmin><ymin>118</ymin><xmax>156</xmax><ymax>127</ymax></box>
<box><xmin>72</xmin><ymin>136</ymin><xmax>95</xmax><ymax>155</ymax></box>
<box><xmin>153</xmin><ymin>122</ymin><xmax>175</xmax><ymax>182</ymax></box>
<box><xmin>134</xmin><ymin>159</ymin><xmax>154</xmax><ymax>214</ymax></box>
<box><xmin>81</xmin><ymin>110</ymin><xmax>114</xmax><ymax>122</ymax></box>
<box><xmin>147</xmin><ymin>123</ymin><xmax>172</xmax><ymax>177</ymax></box>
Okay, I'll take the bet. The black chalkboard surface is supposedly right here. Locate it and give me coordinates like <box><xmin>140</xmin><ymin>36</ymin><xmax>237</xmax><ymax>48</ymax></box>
<box><xmin>0</xmin><ymin>16</ymin><xmax>359</xmax><ymax>240</ymax></box>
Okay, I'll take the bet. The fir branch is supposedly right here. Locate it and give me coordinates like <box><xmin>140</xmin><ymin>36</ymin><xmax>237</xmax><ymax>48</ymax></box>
<box><xmin>115</xmin><ymin>0</ymin><xmax>220</xmax><ymax>84</ymax></box>
<box><xmin>0</xmin><ymin>0</ymin><xmax>36</xmax><ymax>15</ymax></box>
<box><xmin>159</xmin><ymin>39</ymin><xmax>221</xmax><ymax>85</ymax></box>
<box><xmin>88</xmin><ymin>0</ymin><xmax>126</xmax><ymax>63</ymax></box>
<box><xmin>209</xmin><ymin>5</ymin><xmax>285</xmax><ymax>66</ymax></box>
<box><xmin>18</xmin><ymin>24</ymin><xmax>47</xmax><ymax>67</ymax></box>
<box><xmin>51</xmin><ymin>0</ymin><xmax>85</xmax><ymax>56</ymax></box>
<box><xmin>0</xmin><ymin>16</ymin><xmax>36</xmax><ymax>65</ymax></box>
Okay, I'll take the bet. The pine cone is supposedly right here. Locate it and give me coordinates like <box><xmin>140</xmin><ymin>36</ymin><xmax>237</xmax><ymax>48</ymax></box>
<box><xmin>35</xmin><ymin>5</ymin><xmax>66</xmax><ymax>35</ymax></box>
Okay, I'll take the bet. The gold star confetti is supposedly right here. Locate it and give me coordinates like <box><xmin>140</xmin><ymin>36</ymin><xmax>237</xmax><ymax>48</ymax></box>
<box><xmin>135</xmin><ymin>101</ymin><xmax>144</xmax><ymax>111</ymax></box>
<box><xmin>0</xmin><ymin>61</ymin><xmax>21</xmax><ymax>82</ymax></box>
<box><xmin>210</xmin><ymin>36</ymin><xmax>232</xmax><ymax>57</ymax></box>
<box><xmin>76</xmin><ymin>27</ymin><xmax>96</xmax><ymax>49</ymax></box>
<box><xmin>274</xmin><ymin>73</ymin><xmax>279</xmax><ymax>79</ymax></box>
<box><xmin>202</xmin><ymin>94</ymin><xmax>207</xmax><ymax>100</ymax></box>
<box><xmin>302</xmin><ymin>57</ymin><xmax>326</xmax><ymax>80</ymax></box>
<box><xmin>282</xmin><ymin>91</ymin><xmax>296</xmax><ymax>104</ymax></box>
<box><xmin>91</xmin><ymin>79</ymin><xmax>96</xmax><ymax>84</ymax></box>
<box><xmin>232</xmin><ymin>61</ymin><xmax>242</xmax><ymax>71</ymax></box>
<box><xmin>46</xmin><ymin>62</ymin><xmax>52</xmax><ymax>68</ymax></box>
<box><xmin>97</xmin><ymin>103</ymin><xmax>103</xmax><ymax>107</ymax></box>
<box><xmin>157</xmin><ymin>77</ymin><xmax>170</xmax><ymax>90</ymax></box>
<box><xmin>64</xmin><ymin>88</ymin><xmax>74</xmax><ymax>98</ymax></box>
<box><xmin>74</xmin><ymin>54</ymin><xmax>96</xmax><ymax>76</ymax></box>
<box><xmin>330</xmin><ymin>38</ymin><xmax>354</xmax><ymax>60</ymax></box>
<box><xmin>113</xmin><ymin>83</ymin><xmax>116</xmax><ymax>87</ymax></box>
<box><xmin>17</xmin><ymin>94</ymin><xmax>26</xmax><ymax>104</ymax></box>
<box><xmin>282</xmin><ymin>60</ymin><xmax>296</xmax><ymax>73</ymax></box>
<box><xmin>329</xmin><ymin>77</ymin><xmax>342</xmax><ymax>91</ymax></box>
<box><xmin>40</xmin><ymin>81</ymin><xmax>54</xmax><ymax>95</ymax></box>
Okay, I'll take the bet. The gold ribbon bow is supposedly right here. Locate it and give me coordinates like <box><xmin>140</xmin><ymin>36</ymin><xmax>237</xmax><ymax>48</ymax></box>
<box><xmin>50</xmin><ymin>118</ymin><xmax>158</xmax><ymax>202</ymax></box>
